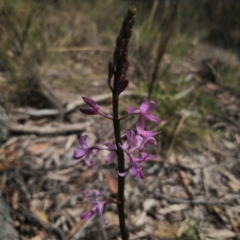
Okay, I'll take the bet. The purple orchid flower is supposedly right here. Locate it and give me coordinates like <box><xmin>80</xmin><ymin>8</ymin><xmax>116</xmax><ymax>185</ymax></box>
<box><xmin>125</xmin><ymin>98</ymin><xmax>161</xmax><ymax>123</ymax></box>
<box><xmin>74</xmin><ymin>135</ymin><xmax>99</xmax><ymax>166</ymax></box>
<box><xmin>80</xmin><ymin>97</ymin><xmax>113</xmax><ymax>119</ymax></box>
<box><xmin>81</xmin><ymin>190</ymin><xmax>108</xmax><ymax>224</ymax></box>
<box><xmin>81</xmin><ymin>190</ymin><xmax>116</xmax><ymax>224</ymax></box>
<box><xmin>104</xmin><ymin>142</ymin><xmax>117</xmax><ymax>163</ymax></box>
<box><xmin>118</xmin><ymin>147</ymin><xmax>157</xmax><ymax>179</ymax></box>
<box><xmin>125</xmin><ymin>130</ymin><xmax>157</xmax><ymax>152</ymax></box>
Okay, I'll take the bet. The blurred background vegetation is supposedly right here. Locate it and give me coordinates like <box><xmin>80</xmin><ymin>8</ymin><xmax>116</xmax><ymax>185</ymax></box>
<box><xmin>0</xmin><ymin>0</ymin><xmax>240</xmax><ymax>154</ymax></box>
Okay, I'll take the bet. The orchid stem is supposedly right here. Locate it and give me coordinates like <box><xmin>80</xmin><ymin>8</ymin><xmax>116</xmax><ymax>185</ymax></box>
<box><xmin>112</xmin><ymin>84</ymin><xmax>128</xmax><ymax>240</ymax></box>
<box><xmin>111</xmin><ymin>6</ymin><xmax>137</xmax><ymax>239</ymax></box>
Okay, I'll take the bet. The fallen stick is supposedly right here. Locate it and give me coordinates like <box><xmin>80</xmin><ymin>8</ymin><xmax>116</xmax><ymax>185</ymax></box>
<box><xmin>9</xmin><ymin>121</ymin><xmax>92</xmax><ymax>135</ymax></box>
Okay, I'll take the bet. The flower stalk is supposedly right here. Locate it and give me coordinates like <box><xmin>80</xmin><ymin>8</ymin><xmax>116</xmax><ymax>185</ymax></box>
<box><xmin>111</xmin><ymin>6</ymin><xmax>137</xmax><ymax>239</ymax></box>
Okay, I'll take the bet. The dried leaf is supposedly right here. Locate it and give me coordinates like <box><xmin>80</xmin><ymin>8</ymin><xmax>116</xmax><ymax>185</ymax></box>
<box><xmin>45</xmin><ymin>172</ymin><xmax>70</xmax><ymax>182</ymax></box>
<box><xmin>223</xmin><ymin>140</ymin><xmax>236</xmax><ymax>150</ymax></box>
<box><xmin>104</xmin><ymin>211</ymin><xmax>119</xmax><ymax>225</ymax></box>
<box><xmin>0</xmin><ymin>162</ymin><xmax>7</xmax><ymax>170</ymax></box>
<box><xmin>212</xmin><ymin>205</ymin><xmax>221</xmax><ymax>214</ymax></box>
<box><xmin>225</xmin><ymin>208</ymin><xmax>240</xmax><ymax>234</ymax></box>
<box><xmin>12</xmin><ymin>190</ymin><xmax>19</xmax><ymax>209</ymax></box>
<box><xmin>207</xmin><ymin>83</ymin><xmax>218</xmax><ymax>91</ymax></box>
<box><xmin>154</xmin><ymin>221</ymin><xmax>179</xmax><ymax>239</ymax></box>
<box><xmin>65</xmin><ymin>220</ymin><xmax>85</xmax><ymax>240</ymax></box>
<box><xmin>104</xmin><ymin>173</ymin><xmax>117</xmax><ymax>194</ymax></box>
<box><xmin>158</xmin><ymin>204</ymin><xmax>188</xmax><ymax>215</ymax></box>
<box><xmin>0</xmin><ymin>172</ymin><xmax>7</xmax><ymax>191</ymax></box>
<box><xmin>76</xmin><ymin>170</ymin><xmax>95</xmax><ymax>190</ymax></box>
<box><xmin>205</xmin><ymin>228</ymin><xmax>236</xmax><ymax>239</ymax></box>
<box><xmin>179</xmin><ymin>170</ymin><xmax>190</xmax><ymax>185</ymax></box>
<box><xmin>228</xmin><ymin>180</ymin><xmax>240</xmax><ymax>193</ymax></box>
<box><xmin>143</xmin><ymin>198</ymin><xmax>159</xmax><ymax>211</ymax></box>
<box><xmin>216</xmin><ymin>167</ymin><xmax>240</xmax><ymax>192</ymax></box>
<box><xmin>27</xmin><ymin>143</ymin><xmax>50</xmax><ymax>155</ymax></box>
<box><xmin>32</xmin><ymin>209</ymin><xmax>48</xmax><ymax>222</ymax></box>
<box><xmin>6</xmin><ymin>149</ymin><xmax>19</xmax><ymax>162</ymax></box>
<box><xmin>34</xmin><ymin>118</ymin><xmax>49</xmax><ymax>126</ymax></box>
<box><xmin>30</xmin><ymin>236</ymin><xmax>42</xmax><ymax>240</ymax></box>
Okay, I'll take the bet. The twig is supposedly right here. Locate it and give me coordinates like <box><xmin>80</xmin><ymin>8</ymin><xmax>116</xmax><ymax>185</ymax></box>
<box><xmin>147</xmin><ymin>0</ymin><xmax>159</xmax><ymax>31</ymax></box>
<box><xmin>9</xmin><ymin>121</ymin><xmax>93</xmax><ymax>135</ymax></box>
<box><xmin>154</xmin><ymin>192</ymin><xmax>236</xmax><ymax>205</ymax></box>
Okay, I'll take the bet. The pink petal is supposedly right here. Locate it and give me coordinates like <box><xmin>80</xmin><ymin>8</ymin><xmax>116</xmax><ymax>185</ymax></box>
<box><xmin>94</xmin><ymin>202</ymin><xmax>104</xmax><ymax>215</ymax></box>
<box><xmin>125</xmin><ymin>106</ymin><xmax>139</xmax><ymax>114</ymax></box>
<box><xmin>118</xmin><ymin>167</ymin><xmax>130</xmax><ymax>177</ymax></box>
<box><xmin>105</xmin><ymin>143</ymin><xmax>117</xmax><ymax>151</ymax></box>
<box><xmin>144</xmin><ymin>113</ymin><xmax>161</xmax><ymax>123</ymax></box>
<box><xmin>74</xmin><ymin>149</ymin><xmax>86</xmax><ymax>159</ymax></box>
<box><xmin>84</xmin><ymin>151</ymin><xmax>96</xmax><ymax>166</ymax></box>
<box><xmin>79</xmin><ymin>135</ymin><xmax>88</xmax><ymax>149</ymax></box>
<box><xmin>144</xmin><ymin>155</ymin><xmax>157</xmax><ymax>161</ymax></box>
<box><xmin>93</xmin><ymin>190</ymin><xmax>100</xmax><ymax>198</ymax></box>
<box><xmin>146</xmin><ymin>100</ymin><xmax>156</xmax><ymax>112</ymax></box>
<box><xmin>132</xmin><ymin>152</ymin><xmax>149</xmax><ymax>163</ymax></box>
<box><xmin>139</xmin><ymin>98</ymin><xmax>149</xmax><ymax>112</ymax></box>
<box><xmin>132</xmin><ymin>163</ymin><xmax>144</xmax><ymax>179</ymax></box>
<box><xmin>140</xmin><ymin>137</ymin><xmax>157</xmax><ymax>149</ymax></box>
<box><xmin>126</xmin><ymin>130</ymin><xmax>136</xmax><ymax>145</ymax></box>
<box><xmin>105</xmin><ymin>151</ymin><xmax>116</xmax><ymax>163</ymax></box>
<box><xmin>121</xmin><ymin>139</ymin><xmax>129</xmax><ymax>150</ymax></box>
<box><xmin>81</xmin><ymin>211</ymin><xmax>94</xmax><ymax>220</ymax></box>
<box><xmin>136</xmin><ymin>116</ymin><xmax>145</xmax><ymax>131</ymax></box>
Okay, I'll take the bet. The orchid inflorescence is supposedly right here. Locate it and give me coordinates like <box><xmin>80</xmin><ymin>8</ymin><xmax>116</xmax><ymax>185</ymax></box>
<box><xmin>76</xmin><ymin>98</ymin><xmax>160</xmax><ymax>223</ymax></box>
<box><xmin>74</xmin><ymin>97</ymin><xmax>160</xmax><ymax>178</ymax></box>
<box><xmin>73</xmin><ymin>6</ymin><xmax>160</xmax><ymax>238</ymax></box>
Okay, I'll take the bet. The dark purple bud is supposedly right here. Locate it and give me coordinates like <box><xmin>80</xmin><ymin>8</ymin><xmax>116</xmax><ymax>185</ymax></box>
<box><xmin>82</xmin><ymin>97</ymin><xmax>100</xmax><ymax>111</ymax></box>
<box><xmin>118</xmin><ymin>79</ymin><xmax>129</xmax><ymax>96</ymax></box>
<box><xmin>80</xmin><ymin>107</ymin><xmax>98</xmax><ymax>115</ymax></box>
<box><xmin>119</xmin><ymin>73</ymin><xmax>124</xmax><ymax>83</ymax></box>
<box><xmin>116</xmin><ymin>36</ymin><xmax>122</xmax><ymax>47</ymax></box>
